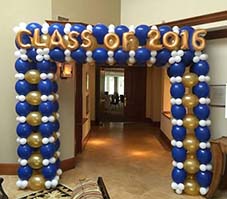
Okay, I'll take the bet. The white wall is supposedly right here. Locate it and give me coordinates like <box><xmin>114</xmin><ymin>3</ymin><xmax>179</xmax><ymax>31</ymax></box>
<box><xmin>121</xmin><ymin>0</ymin><xmax>227</xmax><ymax>25</ymax></box>
<box><xmin>206</xmin><ymin>38</ymin><xmax>227</xmax><ymax>138</ymax></box>
<box><xmin>0</xmin><ymin>0</ymin><xmax>52</xmax><ymax>163</ymax></box>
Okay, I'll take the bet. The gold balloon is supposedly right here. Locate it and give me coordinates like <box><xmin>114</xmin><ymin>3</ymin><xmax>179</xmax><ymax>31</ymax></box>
<box><xmin>28</xmin><ymin>153</ymin><xmax>43</xmax><ymax>169</ymax></box>
<box><xmin>41</xmin><ymin>34</ymin><xmax>50</xmax><ymax>45</ymax></box>
<box><xmin>182</xmin><ymin>73</ymin><xmax>198</xmax><ymax>88</ymax></box>
<box><xmin>163</xmin><ymin>31</ymin><xmax>180</xmax><ymax>51</ymax></box>
<box><xmin>49</xmin><ymin>30</ymin><xmax>66</xmax><ymax>49</ymax></box>
<box><xmin>183</xmin><ymin>114</ymin><xmax>199</xmax><ymax>130</ymax></box>
<box><xmin>24</xmin><ymin>70</ymin><xmax>40</xmax><ymax>84</ymax></box>
<box><xmin>182</xmin><ymin>94</ymin><xmax>199</xmax><ymax>108</ymax></box>
<box><xmin>26</xmin><ymin>112</ymin><xmax>42</xmax><ymax>126</ymax></box>
<box><xmin>183</xmin><ymin>134</ymin><xmax>199</xmax><ymax>153</ymax></box>
<box><xmin>27</xmin><ymin>132</ymin><xmax>42</xmax><ymax>148</ymax></box>
<box><xmin>28</xmin><ymin>174</ymin><xmax>45</xmax><ymax>190</ymax></box>
<box><xmin>104</xmin><ymin>33</ymin><xmax>120</xmax><ymax>51</ymax></box>
<box><xmin>180</xmin><ymin>31</ymin><xmax>189</xmax><ymax>50</ymax></box>
<box><xmin>146</xmin><ymin>29</ymin><xmax>163</xmax><ymax>51</ymax></box>
<box><xmin>184</xmin><ymin>178</ymin><xmax>200</xmax><ymax>196</ymax></box>
<box><xmin>33</xmin><ymin>29</ymin><xmax>48</xmax><ymax>48</ymax></box>
<box><xmin>16</xmin><ymin>30</ymin><xmax>32</xmax><ymax>49</ymax></box>
<box><xmin>26</xmin><ymin>91</ymin><xmax>41</xmax><ymax>105</ymax></box>
<box><xmin>122</xmin><ymin>32</ymin><xmax>139</xmax><ymax>51</ymax></box>
<box><xmin>81</xmin><ymin>30</ymin><xmax>98</xmax><ymax>51</ymax></box>
<box><xmin>192</xmin><ymin>29</ymin><xmax>207</xmax><ymax>51</ymax></box>
<box><xmin>184</xmin><ymin>157</ymin><xmax>200</xmax><ymax>174</ymax></box>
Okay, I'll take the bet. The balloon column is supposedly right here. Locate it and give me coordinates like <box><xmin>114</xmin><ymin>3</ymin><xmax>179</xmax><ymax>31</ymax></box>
<box><xmin>15</xmin><ymin>23</ymin><xmax>62</xmax><ymax>190</ymax></box>
<box><xmin>14</xmin><ymin>22</ymin><xmax>211</xmax><ymax>195</ymax></box>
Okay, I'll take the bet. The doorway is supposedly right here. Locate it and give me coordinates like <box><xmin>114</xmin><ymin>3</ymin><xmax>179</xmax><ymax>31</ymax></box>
<box><xmin>96</xmin><ymin>66</ymin><xmax>146</xmax><ymax>123</ymax></box>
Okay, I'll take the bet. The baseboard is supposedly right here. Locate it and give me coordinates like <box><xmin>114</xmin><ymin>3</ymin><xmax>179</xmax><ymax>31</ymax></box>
<box><xmin>0</xmin><ymin>157</ymin><xmax>76</xmax><ymax>175</ymax></box>
<box><xmin>145</xmin><ymin>117</ymin><xmax>160</xmax><ymax>127</ymax></box>
<box><xmin>156</xmin><ymin>130</ymin><xmax>172</xmax><ymax>151</ymax></box>
<box><xmin>82</xmin><ymin>129</ymin><xmax>92</xmax><ymax>150</ymax></box>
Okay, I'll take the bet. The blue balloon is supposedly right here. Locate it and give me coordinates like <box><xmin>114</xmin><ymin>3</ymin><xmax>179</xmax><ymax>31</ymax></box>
<box><xmin>37</xmin><ymin>60</ymin><xmax>52</xmax><ymax>73</ymax></box>
<box><xmin>55</xmin><ymin>158</ymin><xmax>60</xmax><ymax>168</ymax></box>
<box><xmin>93</xmin><ymin>24</ymin><xmax>108</xmax><ymax>44</ymax></box>
<box><xmin>52</xmin><ymin>81</ymin><xmax>58</xmax><ymax>93</ymax></box>
<box><xmin>171</xmin><ymin>105</ymin><xmax>186</xmax><ymax>119</ymax></box>
<box><xmin>195</xmin><ymin>126</ymin><xmax>211</xmax><ymax>142</ymax></box>
<box><xmin>49</xmin><ymin>48</ymin><xmax>65</xmax><ymax>62</ymax></box>
<box><xmin>39</xmin><ymin>122</ymin><xmax>54</xmax><ymax>137</ymax></box>
<box><xmin>172</xmin><ymin>167</ymin><xmax>187</xmax><ymax>183</ymax></box>
<box><xmin>27</xmin><ymin>48</ymin><xmax>37</xmax><ymax>62</ymax></box>
<box><xmin>15</xmin><ymin>80</ymin><xmax>32</xmax><ymax>95</ymax></box>
<box><xmin>17</xmin><ymin>144</ymin><xmax>33</xmax><ymax>159</ymax></box>
<box><xmin>92</xmin><ymin>48</ymin><xmax>108</xmax><ymax>64</ymax></box>
<box><xmin>48</xmin><ymin>23</ymin><xmax>64</xmax><ymax>35</ymax></box>
<box><xmin>38</xmin><ymin>79</ymin><xmax>53</xmax><ymax>95</ymax></box>
<box><xmin>172</xmin><ymin>125</ymin><xmax>186</xmax><ymax>141</ymax></box>
<box><xmin>40</xmin><ymin>143</ymin><xmax>56</xmax><ymax>159</ymax></box>
<box><xmin>54</xmin><ymin>139</ymin><xmax>60</xmax><ymax>151</ymax></box>
<box><xmin>16</xmin><ymin>101</ymin><xmax>32</xmax><ymax>116</ymax></box>
<box><xmin>194</xmin><ymin>104</ymin><xmax>210</xmax><ymax>120</ymax></box>
<box><xmin>115</xmin><ymin>25</ymin><xmax>129</xmax><ymax>44</ymax></box>
<box><xmin>159</xmin><ymin>25</ymin><xmax>171</xmax><ymax>38</ymax></box>
<box><xmin>168</xmin><ymin>62</ymin><xmax>186</xmax><ymax>77</ymax></box>
<box><xmin>172</xmin><ymin>146</ymin><xmax>187</xmax><ymax>162</ymax></box>
<box><xmin>52</xmin><ymin>121</ymin><xmax>60</xmax><ymax>132</ymax></box>
<box><xmin>42</xmin><ymin>164</ymin><xmax>57</xmax><ymax>180</ymax></box>
<box><xmin>39</xmin><ymin>101</ymin><xmax>54</xmax><ymax>116</ymax></box>
<box><xmin>180</xmin><ymin>26</ymin><xmax>195</xmax><ymax>50</ymax></box>
<box><xmin>71</xmin><ymin>47</ymin><xmax>86</xmax><ymax>63</ymax></box>
<box><xmin>15</xmin><ymin>59</ymin><xmax>31</xmax><ymax>73</ymax></box>
<box><xmin>18</xmin><ymin>165</ymin><xmax>33</xmax><ymax>180</ymax></box>
<box><xmin>196</xmin><ymin>171</ymin><xmax>212</xmax><ymax>187</ymax></box>
<box><xmin>135</xmin><ymin>48</ymin><xmax>150</xmax><ymax>64</ymax></box>
<box><xmin>190</xmin><ymin>60</ymin><xmax>209</xmax><ymax>76</ymax></box>
<box><xmin>182</xmin><ymin>50</ymin><xmax>194</xmax><ymax>66</ymax></box>
<box><xmin>114</xmin><ymin>48</ymin><xmax>129</xmax><ymax>64</ymax></box>
<box><xmin>15</xmin><ymin>34</ymin><xmax>31</xmax><ymax>49</ymax></box>
<box><xmin>50</xmin><ymin>62</ymin><xmax>57</xmax><ymax>73</ymax></box>
<box><xmin>52</xmin><ymin>101</ymin><xmax>59</xmax><ymax>112</ymax></box>
<box><xmin>135</xmin><ymin>25</ymin><xmax>150</xmax><ymax>45</ymax></box>
<box><xmin>16</xmin><ymin>123</ymin><xmax>32</xmax><ymax>138</ymax></box>
<box><xmin>156</xmin><ymin>49</ymin><xmax>171</xmax><ymax>66</ymax></box>
<box><xmin>197</xmin><ymin>149</ymin><xmax>212</xmax><ymax>164</ymax></box>
<box><xmin>70</xmin><ymin>24</ymin><xmax>86</xmax><ymax>44</ymax></box>
<box><xmin>193</xmin><ymin>82</ymin><xmax>209</xmax><ymax>98</ymax></box>
<box><xmin>170</xmin><ymin>83</ymin><xmax>185</xmax><ymax>98</ymax></box>
<box><xmin>26</xmin><ymin>22</ymin><xmax>42</xmax><ymax>35</ymax></box>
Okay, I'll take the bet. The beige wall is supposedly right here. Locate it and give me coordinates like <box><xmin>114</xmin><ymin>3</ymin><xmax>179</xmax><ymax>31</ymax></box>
<box><xmin>121</xmin><ymin>0</ymin><xmax>227</xmax><ymax>25</ymax></box>
<box><xmin>52</xmin><ymin>0</ymin><xmax>121</xmax><ymax>24</ymax></box>
<box><xmin>0</xmin><ymin>0</ymin><xmax>52</xmax><ymax>163</ymax></box>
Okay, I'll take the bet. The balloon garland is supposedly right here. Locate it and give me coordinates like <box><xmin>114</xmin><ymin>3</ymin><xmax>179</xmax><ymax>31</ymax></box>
<box><xmin>14</xmin><ymin>22</ymin><xmax>211</xmax><ymax>195</ymax></box>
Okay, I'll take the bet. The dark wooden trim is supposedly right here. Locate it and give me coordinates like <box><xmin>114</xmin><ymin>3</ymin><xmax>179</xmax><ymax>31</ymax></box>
<box><xmin>82</xmin><ymin>129</ymin><xmax>92</xmax><ymax>150</ymax></box>
<box><xmin>155</xmin><ymin>130</ymin><xmax>172</xmax><ymax>151</ymax></box>
<box><xmin>162</xmin><ymin>112</ymin><xmax>171</xmax><ymax>119</ymax></box>
<box><xmin>95</xmin><ymin>66</ymin><xmax>101</xmax><ymax>123</ymax></box>
<box><xmin>156</xmin><ymin>10</ymin><xmax>227</xmax><ymax>27</ymax></box>
<box><xmin>60</xmin><ymin>157</ymin><xmax>76</xmax><ymax>172</ymax></box>
<box><xmin>75</xmin><ymin>63</ymin><xmax>83</xmax><ymax>154</ymax></box>
<box><xmin>206</xmin><ymin>29</ymin><xmax>227</xmax><ymax>40</ymax></box>
<box><xmin>46</xmin><ymin>20</ymin><xmax>89</xmax><ymax>26</ymax></box>
<box><xmin>0</xmin><ymin>158</ymin><xmax>76</xmax><ymax>175</ymax></box>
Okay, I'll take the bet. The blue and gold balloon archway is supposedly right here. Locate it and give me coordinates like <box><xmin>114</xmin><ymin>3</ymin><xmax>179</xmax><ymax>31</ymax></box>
<box><xmin>14</xmin><ymin>22</ymin><xmax>212</xmax><ymax>195</ymax></box>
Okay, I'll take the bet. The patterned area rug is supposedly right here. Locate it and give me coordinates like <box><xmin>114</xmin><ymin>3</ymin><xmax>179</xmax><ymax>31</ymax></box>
<box><xmin>17</xmin><ymin>184</ymin><xmax>73</xmax><ymax>199</ymax></box>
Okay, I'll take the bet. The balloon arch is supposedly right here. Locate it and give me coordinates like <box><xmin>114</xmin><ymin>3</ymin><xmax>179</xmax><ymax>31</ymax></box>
<box><xmin>14</xmin><ymin>22</ymin><xmax>212</xmax><ymax>196</ymax></box>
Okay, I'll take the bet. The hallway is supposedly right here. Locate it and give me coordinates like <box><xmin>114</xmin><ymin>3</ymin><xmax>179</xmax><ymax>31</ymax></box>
<box><xmin>2</xmin><ymin>123</ymin><xmax>226</xmax><ymax>198</ymax></box>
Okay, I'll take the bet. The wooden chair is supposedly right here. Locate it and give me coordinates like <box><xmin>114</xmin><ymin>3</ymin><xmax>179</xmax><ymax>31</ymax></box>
<box><xmin>206</xmin><ymin>137</ymin><xmax>227</xmax><ymax>199</ymax></box>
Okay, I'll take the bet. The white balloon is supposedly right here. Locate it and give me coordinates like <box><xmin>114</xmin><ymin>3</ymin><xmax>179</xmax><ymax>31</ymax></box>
<box><xmin>51</xmin><ymin>179</ymin><xmax>58</xmax><ymax>188</ymax></box>
<box><xmin>206</xmin><ymin>120</ymin><xmax>211</xmax><ymax>126</ymax></box>
<box><xmin>200</xmin><ymin>54</ymin><xmax>208</xmax><ymax>60</ymax></box>
<box><xmin>86</xmin><ymin>51</ymin><xmax>92</xmax><ymax>57</ymax></box>
<box><xmin>36</xmin><ymin>54</ymin><xmax>43</xmax><ymax>62</ymax></box>
<box><xmin>175</xmin><ymin>76</ymin><xmax>182</xmax><ymax>83</ymax></box>
<box><xmin>19</xmin><ymin>95</ymin><xmax>26</xmax><ymax>101</ymax></box>
<box><xmin>55</xmin><ymin>113</ymin><xmax>60</xmax><ymax>119</ymax></box>
<box><xmin>193</xmin><ymin>56</ymin><xmax>200</xmax><ymax>63</ymax></box>
<box><xmin>42</xmin><ymin>159</ymin><xmax>49</xmax><ymax>166</ymax></box>
<box><xmin>45</xmin><ymin>181</ymin><xmax>52</xmax><ymax>189</ymax></box>
<box><xmin>176</xmin><ymin>189</ymin><xmax>182</xmax><ymax>194</ymax></box>
<box><xmin>171</xmin><ymin>51</ymin><xmax>178</xmax><ymax>57</ymax></box>
<box><xmin>16</xmin><ymin>180</ymin><xmax>22</xmax><ymax>188</ymax></box>
<box><xmin>13</xmin><ymin>26</ymin><xmax>20</xmax><ymax>33</ymax></box>
<box><xmin>42</xmin><ymin>116</ymin><xmax>49</xmax><ymax>123</ymax></box>
<box><xmin>205</xmin><ymin>76</ymin><xmax>210</xmax><ymax>82</ymax></box>
<box><xmin>42</xmin><ymin>138</ymin><xmax>49</xmax><ymax>144</ymax></box>
<box><xmin>64</xmin><ymin>27</ymin><xmax>71</xmax><ymax>34</ymax></box>
<box><xmin>47</xmin><ymin>73</ymin><xmax>54</xmax><ymax>80</ymax></box>
<box><xmin>129</xmin><ymin>50</ymin><xmax>135</xmax><ymax>57</ymax></box>
<box><xmin>48</xmin><ymin>94</ymin><xmax>54</xmax><ymax>101</ymax></box>
<box><xmin>20</xmin><ymin>159</ymin><xmax>28</xmax><ymax>166</ymax></box>
<box><xmin>108</xmin><ymin>57</ymin><xmax>114</xmax><ymax>64</ymax></box>
<box><xmin>41</xmin><ymin>95</ymin><xmax>48</xmax><ymax>101</ymax></box>
<box><xmin>86</xmin><ymin>57</ymin><xmax>93</xmax><ymax>63</ymax></box>
<box><xmin>43</xmin><ymin>48</ymin><xmax>50</xmax><ymax>54</ymax></box>
<box><xmin>49</xmin><ymin>157</ymin><xmax>56</xmax><ymax>164</ymax></box>
<box><xmin>86</xmin><ymin>25</ymin><xmax>93</xmax><ymax>32</ymax></box>
<box><xmin>195</xmin><ymin>51</ymin><xmax>202</xmax><ymax>56</ymax></box>
<box><xmin>171</xmin><ymin>182</ymin><xmax>177</xmax><ymax>189</ymax></box>
<box><xmin>177</xmin><ymin>162</ymin><xmax>184</xmax><ymax>169</ymax></box>
<box><xmin>199</xmin><ymin>120</ymin><xmax>206</xmax><ymax>127</ymax></box>
<box><xmin>175</xmin><ymin>56</ymin><xmax>182</xmax><ymax>63</ymax></box>
<box><xmin>200</xmin><ymin>187</ymin><xmax>208</xmax><ymax>195</ymax></box>
<box><xmin>14</xmin><ymin>50</ymin><xmax>21</xmax><ymax>58</ymax></box>
<box><xmin>21</xmin><ymin>54</ymin><xmax>28</xmax><ymax>61</ymax></box>
<box><xmin>20</xmin><ymin>138</ymin><xmax>27</xmax><ymax>145</ymax></box>
<box><xmin>149</xmin><ymin>57</ymin><xmax>156</xmax><ymax>64</ymax></box>
<box><xmin>107</xmin><ymin>51</ymin><xmax>114</xmax><ymax>57</ymax></box>
<box><xmin>48</xmin><ymin>116</ymin><xmax>55</xmax><ymax>122</ymax></box>
<box><xmin>199</xmin><ymin>97</ymin><xmax>206</xmax><ymax>104</ymax></box>
<box><xmin>18</xmin><ymin>73</ymin><xmax>25</xmax><ymax>80</ymax></box>
<box><xmin>19</xmin><ymin>22</ymin><xmax>27</xmax><ymax>29</ymax></box>
<box><xmin>172</xmin><ymin>160</ymin><xmax>177</xmax><ymax>166</ymax></box>
<box><xmin>171</xmin><ymin>140</ymin><xmax>176</xmax><ymax>146</ymax></box>
<box><xmin>199</xmin><ymin>142</ymin><xmax>207</xmax><ymax>149</ymax></box>
<box><xmin>129</xmin><ymin>57</ymin><xmax>135</xmax><ymax>64</ymax></box>
<box><xmin>177</xmin><ymin>50</ymin><xmax>184</xmax><ymax>57</ymax></box>
<box><xmin>64</xmin><ymin>49</ymin><xmax>71</xmax><ymax>56</ymax></box>
<box><xmin>19</xmin><ymin>116</ymin><xmax>26</xmax><ymax>123</ymax></box>
<box><xmin>129</xmin><ymin>25</ymin><xmax>135</xmax><ymax>32</ymax></box>
<box><xmin>171</xmin><ymin>119</ymin><xmax>177</xmax><ymax>125</ymax></box>
<box><xmin>65</xmin><ymin>56</ymin><xmax>72</xmax><ymax>63</ymax></box>
<box><xmin>206</xmin><ymin>164</ymin><xmax>212</xmax><ymax>171</ymax></box>
<box><xmin>169</xmin><ymin>57</ymin><xmax>175</xmax><ymax>64</ymax></box>
<box><xmin>176</xmin><ymin>141</ymin><xmax>183</xmax><ymax>148</ymax></box>
<box><xmin>151</xmin><ymin>25</ymin><xmax>158</xmax><ymax>30</ymax></box>
<box><xmin>175</xmin><ymin>98</ymin><xmax>182</xmax><ymax>105</ymax></box>
<box><xmin>41</xmin><ymin>27</ymin><xmax>48</xmax><ymax>34</ymax></box>
<box><xmin>56</xmin><ymin>132</ymin><xmax>61</xmax><ymax>138</ymax></box>
<box><xmin>36</xmin><ymin>48</ymin><xmax>43</xmax><ymax>55</ymax></box>
<box><xmin>200</xmin><ymin>164</ymin><xmax>206</xmax><ymax>171</ymax></box>
<box><xmin>178</xmin><ymin>183</ymin><xmax>185</xmax><ymax>190</ymax></box>
<box><xmin>170</xmin><ymin>98</ymin><xmax>176</xmax><ymax>105</ymax></box>
<box><xmin>40</xmin><ymin>73</ymin><xmax>47</xmax><ymax>80</ymax></box>
<box><xmin>206</xmin><ymin>142</ymin><xmax>211</xmax><ymax>148</ymax></box>
<box><xmin>49</xmin><ymin>136</ymin><xmax>55</xmax><ymax>143</ymax></box>
<box><xmin>21</xmin><ymin>180</ymin><xmax>28</xmax><ymax>189</ymax></box>
<box><xmin>170</xmin><ymin>77</ymin><xmax>176</xmax><ymax>83</ymax></box>
<box><xmin>176</xmin><ymin>120</ymin><xmax>183</xmax><ymax>126</ymax></box>
<box><xmin>44</xmin><ymin>54</ymin><xmax>50</xmax><ymax>60</ymax></box>
<box><xmin>206</xmin><ymin>98</ymin><xmax>211</xmax><ymax>104</ymax></box>
<box><xmin>55</xmin><ymin>176</ymin><xmax>60</xmax><ymax>181</ymax></box>
<box><xmin>198</xmin><ymin>75</ymin><xmax>206</xmax><ymax>82</ymax></box>
<box><xmin>56</xmin><ymin>151</ymin><xmax>61</xmax><ymax>157</ymax></box>
<box><xmin>57</xmin><ymin>169</ymin><xmax>63</xmax><ymax>176</ymax></box>
<box><xmin>55</xmin><ymin>94</ymin><xmax>59</xmax><ymax>99</ymax></box>
<box><xmin>150</xmin><ymin>51</ymin><xmax>157</xmax><ymax>57</ymax></box>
